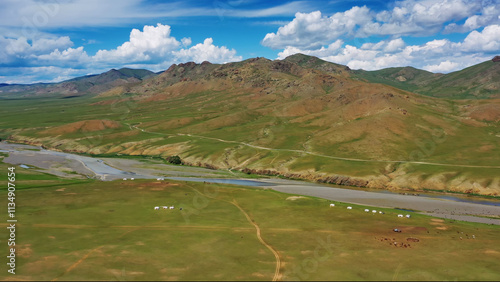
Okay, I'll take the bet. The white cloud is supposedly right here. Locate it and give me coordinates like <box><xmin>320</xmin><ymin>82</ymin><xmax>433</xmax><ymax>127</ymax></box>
<box><xmin>363</xmin><ymin>0</ymin><xmax>480</xmax><ymax>36</ymax></box>
<box><xmin>275</xmin><ymin>30</ymin><xmax>494</xmax><ymax>73</ymax></box>
<box><xmin>94</xmin><ymin>23</ymin><xmax>180</xmax><ymax>64</ymax></box>
<box><xmin>277</xmin><ymin>40</ymin><xmax>344</xmax><ymax>60</ymax></box>
<box><xmin>0</xmin><ymin>35</ymin><xmax>74</xmax><ymax>65</ymax></box>
<box><xmin>93</xmin><ymin>24</ymin><xmax>242</xmax><ymax>66</ymax></box>
<box><xmin>402</xmin><ymin>0</ymin><xmax>478</xmax><ymax>25</ymax></box>
<box><xmin>37</xmin><ymin>47</ymin><xmax>89</xmax><ymax>66</ymax></box>
<box><xmin>423</xmin><ymin>60</ymin><xmax>459</xmax><ymax>73</ymax></box>
<box><xmin>173</xmin><ymin>38</ymin><xmax>242</xmax><ymax>64</ymax></box>
<box><xmin>217</xmin><ymin>1</ymin><xmax>314</xmax><ymax>18</ymax></box>
<box><xmin>0</xmin><ymin>36</ymin><xmax>30</xmax><ymax>58</ymax></box>
<box><xmin>444</xmin><ymin>4</ymin><xmax>500</xmax><ymax>33</ymax></box>
<box><xmin>360</xmin><ymin>38</ymin><xmax>406</xmax><ymax>52</ymax></box>
<box><xmin>0</xmin><ymin>23</ymin><xmax>243</xmax><ymax>83</ymax></box>
<box><xmin>460</xmin><ymin>24</ymin><xmax>500</xmax><ymax>52</ymax></box>
<box><xmin>262</xmin><ymin>7</ymin><xmax>371</xmax><ymax>49</ymax></box>
<box><xmin>264</xmin><ymin>1</ymin><xmax>499</xmax><ymax>75</ymax></box>
<box><xmin>384</xmin><ymin>38</ymin><xmax>406</xmax><ymax>52</ymax></box>
<box><xmin>0</xmin><ymin>66</ymin><xmax>90</xmax><ymax>84</ymax></box>
<box><xmin>264</xmin><ymin>0</ymin><xmax>489</xmax><ymax>51</ymax></box>
<box><xmin>31</xmin><ymin>36</ymin><xmax>73</xmax><ymax>53</ymax></box>
<box><xmin>181</xmin><ymin>37</ymin><xmax>192</xmax><ymax>47</ymax></box>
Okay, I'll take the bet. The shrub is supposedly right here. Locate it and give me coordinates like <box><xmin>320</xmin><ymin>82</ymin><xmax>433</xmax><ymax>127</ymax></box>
<box><xmin>166</xmin><ymin>155</ymin><xmax>182</xmax><ymax>165</ymax></box>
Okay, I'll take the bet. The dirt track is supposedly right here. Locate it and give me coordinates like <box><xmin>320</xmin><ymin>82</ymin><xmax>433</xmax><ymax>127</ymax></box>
<box><xmin>132</xmin><ymin>125</ymin><xmax>500</xmax><ymax>169</ymax></box>
<box><xmin>231</xmin><ymin>199</ymin><xmax>282</xmax><ymax>281</ymax></box>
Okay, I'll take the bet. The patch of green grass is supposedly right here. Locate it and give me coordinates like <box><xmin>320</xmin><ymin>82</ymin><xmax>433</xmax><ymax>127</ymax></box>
<box><xmin>2</xmin><ymin>177</ymin><xmax>499</xmax><ymax>281</ymax></box>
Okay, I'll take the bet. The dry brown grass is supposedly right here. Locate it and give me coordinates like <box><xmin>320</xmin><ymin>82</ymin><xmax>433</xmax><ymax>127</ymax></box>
<box><xmin>40</xmin><ymin>120</ymin><xmax>121</xmax><ymax>135</ymax></box>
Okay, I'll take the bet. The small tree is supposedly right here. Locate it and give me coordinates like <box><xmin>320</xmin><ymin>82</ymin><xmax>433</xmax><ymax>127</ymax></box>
<box><xmin>166</xmin><ymin>155</ymin><xmax>182</xmax><ymax>165</ymax></box>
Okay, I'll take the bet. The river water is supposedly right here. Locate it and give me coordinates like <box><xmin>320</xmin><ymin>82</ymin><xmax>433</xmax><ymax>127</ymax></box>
<box><xmin>2</xmin><ymin>141</ymin><xmax>500</xmax><ymax>225</ymax></box>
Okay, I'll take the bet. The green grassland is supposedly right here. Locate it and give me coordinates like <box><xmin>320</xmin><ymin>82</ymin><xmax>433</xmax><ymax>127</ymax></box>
<box><xmin>1</xmin><ymin>160</ymin><xmax>499</xmax><ymax>281</ymax></box>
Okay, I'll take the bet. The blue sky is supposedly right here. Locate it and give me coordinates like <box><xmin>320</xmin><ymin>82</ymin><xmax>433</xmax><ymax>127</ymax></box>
<box><xmin>0</xmin><ymin>0</ymin><xmax>499</xmax><ymax>84</ymax></box>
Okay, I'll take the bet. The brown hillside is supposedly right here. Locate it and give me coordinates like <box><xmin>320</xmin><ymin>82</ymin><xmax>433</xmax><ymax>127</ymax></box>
<box><xmin>469</xmin><ymin>102</ymin><xmax>500</xmax><ymax>122</ymax></box>
<box><xmin>40</xmin><ymin>120</ymin><xmax>122</xmax><ymax>135</ymax></box>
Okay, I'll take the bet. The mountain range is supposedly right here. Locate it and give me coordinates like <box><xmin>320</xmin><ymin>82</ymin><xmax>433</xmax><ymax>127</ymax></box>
<box><xmin>2</xmin><ymin>54</ymin><xmax>499</xmax><ymax>99</ymax></box>
<box><xmin>1</xmin><ymin>54</ymin><xmax>499</xmax><ymax>196</ymax></box>
<box><xmin>0</xmin><ymin>68</ymin><xmax>156</xmax><ymax>97</ymax></box>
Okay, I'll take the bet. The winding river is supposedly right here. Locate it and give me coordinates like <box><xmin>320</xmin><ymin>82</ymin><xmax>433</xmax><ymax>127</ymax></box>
<box><xmin>2</xmin><ymin>141</ymin><xmax>500</xmax><ymax>225</ymax></box>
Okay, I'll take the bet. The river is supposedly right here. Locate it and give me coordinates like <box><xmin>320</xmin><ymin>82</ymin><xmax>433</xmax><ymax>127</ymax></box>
<box><xmin>2</xmin><ymin>141</ymin><xmax>500</xmax><ymax>225</ymax></box>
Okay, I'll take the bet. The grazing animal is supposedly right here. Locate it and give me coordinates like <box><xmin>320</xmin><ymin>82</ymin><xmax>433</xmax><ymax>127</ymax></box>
<box><xmin>154</xmin><ymin>206</ymin><xmax>160</xmax><ymax>210</ymax></box>
<box><xmin>364</xmin><ymin>209</ymin><xmax>370</xmax><ymax>212</ymax></box>
<box><xmin>330</xmin><ymin>203</ymin><xmax>335</xmax><ymax>207</ymax></box>
<box><xmin>398</xmin><ymin>214</ymin><xmax>404</xmax><ymax>218</ymax></box>
<box><xmin>347</xmin><ymin>206</ymin><xmax>352</xmax><ymax>210</ymax></box>
<box><xmin>170</xmin><ymin>206</ymin><xmax>175</xmax><ymax>209</ymax></box>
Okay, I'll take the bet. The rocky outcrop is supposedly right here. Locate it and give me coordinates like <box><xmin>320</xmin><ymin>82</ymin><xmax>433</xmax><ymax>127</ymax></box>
<box><xmin>316</xmin><ymin>175</ymin><xmax>369</xmax><ymax>187</ymax></box>
<box><xmin>493</xmin><ymin>56</ymin><xmax>500</xmax><ymax>62</ymax></box>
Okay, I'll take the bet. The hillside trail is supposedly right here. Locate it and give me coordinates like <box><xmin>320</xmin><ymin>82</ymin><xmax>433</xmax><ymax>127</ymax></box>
<box><xmin>128</xmin><ymin>123</ymin><xmax>500</xmax><ymax>169</ymax></box>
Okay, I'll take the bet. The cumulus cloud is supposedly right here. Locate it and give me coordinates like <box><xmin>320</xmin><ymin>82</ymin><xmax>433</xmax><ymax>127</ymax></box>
<box><xmin>361</xmin><ymin>38</ymin><xmax>406</xmax><ymax>53</ymax></box>
<box><xmin>384</xmin><ymin>38</ymin><xmax>406</xmax><ymax>52</ymax></box>
<box><xmin>444</xmin><ymin>3</ymin><xmax>500</xmax><ymax>33</ymax></box>
<box><xmin>276</xmin><ymin>30</ymin><xmax>494</xmax><ymax>73</ymax></box>
<box><xmin>30</xmin><ymin>37</ymin><xmax>73</xmax><ymax>53</ymax></box>
<box><xmin>264</xmin><ymin>0</ymin><xmax>489</xmax><ymax>50</ymax></box>
<box><xmin>262</xmin><ymin>7</ymin><xmax>371</xmax><ymax>49</ymax></box>
<box><xmin>423</xmin><ymin>60</ymin><xmax>459</xmax><ymax>72</ymax></box>
<box><xmin>181</xmin><ymin>37</ymin><xmax>192</xmax><ymax>47</ymax></box>
<box><xmin>363</xmin><ymin>0</ymin><xmax>481</xmax><ymax>36</ymax></box>
<box><xmin>94</xmin><ymin>23</ymin><xmax>180</xmax><ymax>64</ymax></box>
<box><xmin>460</xmin><ymin>24</ymin><xmax>500</xmax><ymax>52</ymax></box>
<box><xmin>0</xmin><ymin>35</ymin><xmax>73</xmax><ymax>66</ymax></box>
<box><xmin>264</xmin><ymin>0</ymin><xmax>499</xmax><ymax>74</ymax></box>
<box><xmin>37</xmin><ymin>47</ymin><xmax>90</xmax><ymax>67</ymax></box>
<box><xmin>0</xmin><ymin>23</ymin><xmax>243</xmax><ymax>82</ymax></box>
<box><xmin>277</xmin><ymin>40</ymin><xmax>344</xmax><ymax>60</ymax></box>
<box><xmin>173</xmin><ymin>38</ymin><xmax>242</xmax><ymax>64</ymax></box>
<box><xmin>91</xmin><ymin>24</ymin><xmax>241</xmax><ymax>67</ymax></box>
<box><xmin>0</xmin><ymin>66</ymin><xmax>91</xmax><ymax>84</ymax></box>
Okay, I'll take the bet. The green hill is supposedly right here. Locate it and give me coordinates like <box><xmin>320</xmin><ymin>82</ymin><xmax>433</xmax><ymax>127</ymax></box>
<box><xmin>417</xmin><ymin>60</ymin><xmax>500</xmax><ymax>99</ymax></box>
<box><xmin>353</xmin><ymin>67</ymin><xmax>438</xmax><ymax>93</ymax></box>
<box><xmin>355</xmin><ymin>58</ymin><xmax>500</xmax><ymax>99</ymax></box>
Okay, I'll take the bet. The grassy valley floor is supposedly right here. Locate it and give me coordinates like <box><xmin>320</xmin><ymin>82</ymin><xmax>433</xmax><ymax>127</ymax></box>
<box><xmin>1</xmin><ymin>161</ymin><xmax>500</xmax><ymax>281</ymax></box>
